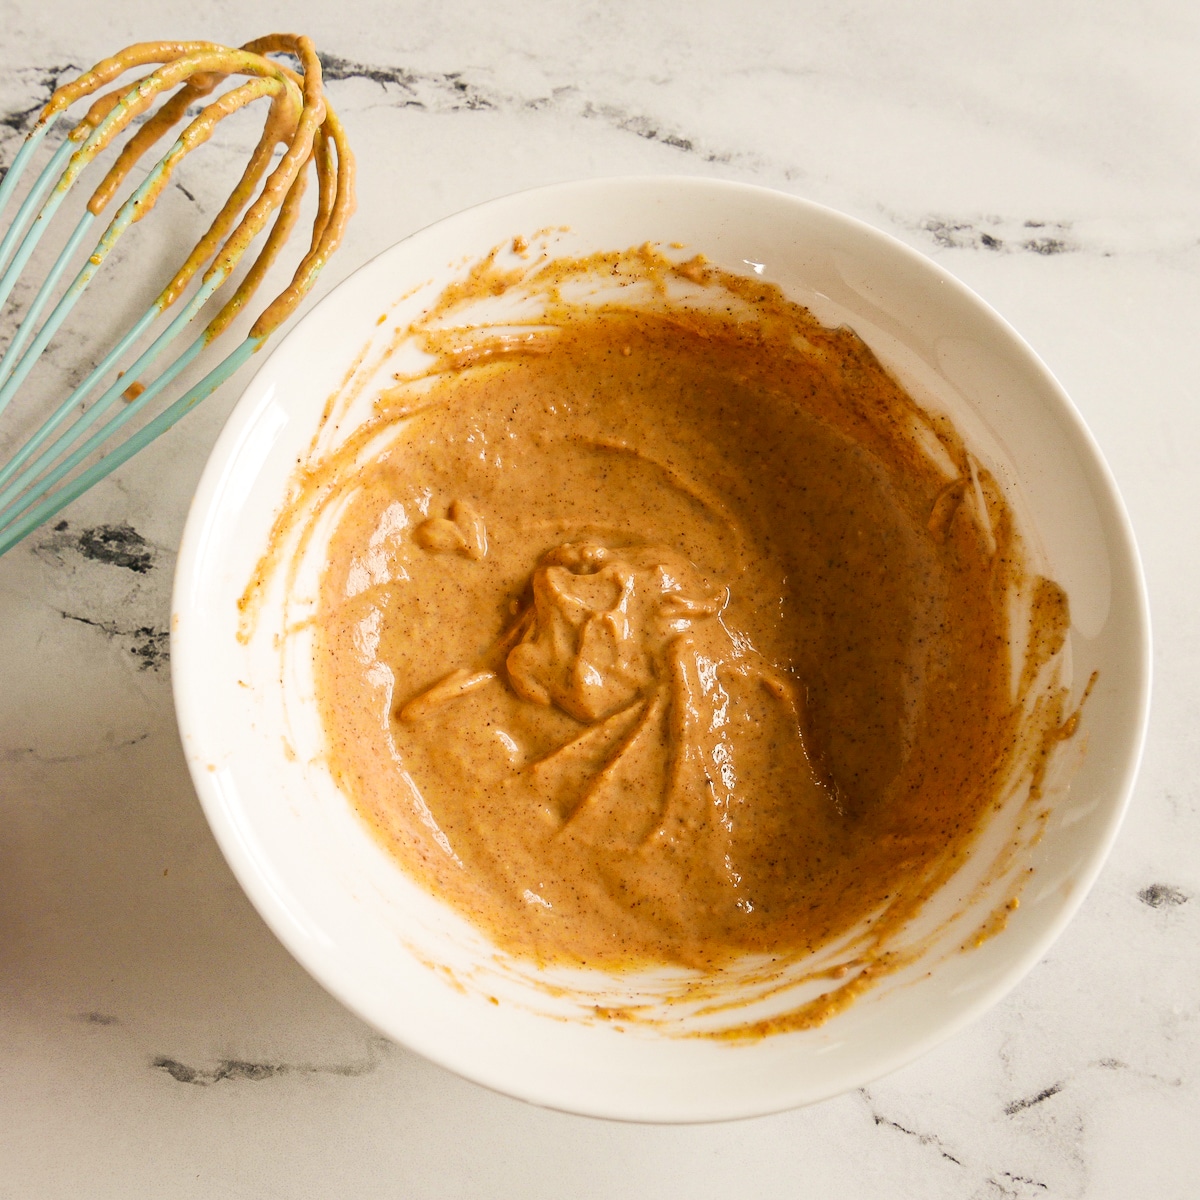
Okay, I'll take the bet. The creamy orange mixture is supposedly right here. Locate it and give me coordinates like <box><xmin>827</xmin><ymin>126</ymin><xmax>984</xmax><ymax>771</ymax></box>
<box><xmin>305</xmin><ymin>253</ymin><xmax>1065</xmax><ymax>974</ymax></box>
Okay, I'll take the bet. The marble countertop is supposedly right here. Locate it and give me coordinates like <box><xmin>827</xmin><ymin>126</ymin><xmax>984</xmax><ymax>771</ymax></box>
<box><xmin>1</xmin><ymin>2</ymin><xmax>1197</xmax><ymax>1195</ymax></box>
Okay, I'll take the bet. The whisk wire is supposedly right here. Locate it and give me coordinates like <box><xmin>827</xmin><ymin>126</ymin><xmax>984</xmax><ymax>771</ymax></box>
<box><xmin>0</xmin><ymin>102</ymin><xmax>268</xmax><ymax>492</ymax></box>
<box><xmin>0</xmin><ymin>271</ymin><xmax>227</xmax><ymax>523</ymax></box>
<box><xmin>0</xmin><ymin>133</ymin><xmax>72</xmax><ymax>308</ymax></box>
<box><xmin>0</xmin><ymin>35</ymin><xmax>354</xmax><ymax>555</ymax></box>
<box><xmin>0</xmin><ymin>212</ymin><xmax>95</xmax><ymax>401</ymax></box>
<box><xmin>0</xmin><ymin>336</ymin><xmax>258</xmax><ymax>557</ymax></box>
<box><xmin>0</xmin><ymin>120</ymin><xmax>51</xmax><ymax>219</ymax></box>
<box><xmin>0</xmin><ymin>303</ymin><xmax>159</xmax><ymax>495</ymax></box>
<box><xmin>0</xmin><ymin>326</ymin><xmax>210</xmax><ymax>530</ymax></box>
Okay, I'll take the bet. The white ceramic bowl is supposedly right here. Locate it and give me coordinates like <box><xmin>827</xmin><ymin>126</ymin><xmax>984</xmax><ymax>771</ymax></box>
<box><xmin>172</xmin><ymin>177</ymin><xmax>1150</xmax><ymax>1122</ymax></box>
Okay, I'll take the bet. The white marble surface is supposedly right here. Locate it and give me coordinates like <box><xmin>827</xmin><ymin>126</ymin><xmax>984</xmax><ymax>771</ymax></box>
<box><xmin>0</xmin><ymin>1</ymin><xmax>1196</xmax><ymax>1195</ymax></box>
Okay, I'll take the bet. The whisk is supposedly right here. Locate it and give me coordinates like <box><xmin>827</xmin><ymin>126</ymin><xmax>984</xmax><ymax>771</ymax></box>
<box><xmin>0</xmin><ymin>35</ymin><xmax>354</xmax><ymax>557</ymax></box>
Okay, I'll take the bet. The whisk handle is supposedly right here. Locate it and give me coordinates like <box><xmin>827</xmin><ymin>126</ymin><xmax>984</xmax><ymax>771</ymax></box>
<box><xmin>0</xmin><ymin>336</ymin><xmax>261</xmax><ymax>558</ymax></box>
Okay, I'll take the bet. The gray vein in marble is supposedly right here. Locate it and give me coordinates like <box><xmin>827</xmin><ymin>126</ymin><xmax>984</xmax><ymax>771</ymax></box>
<box><xmin>76</xmin><ymin>1011</ymin><xmax>120</xmax><ymax>1026</ymax></box>
<box><xmin>151</xmin><ymin>1037</ymin><xmax>393</xmax><ymax>1087</ymax></box>
<box><xmin>1</xmin><ymin>54</ymin><xmax>1153</xmax><ymax>276</ymax></box>
<box><xmin>308</xmin><ymin>54</ymin><xmax>1177</xmax><ymax>267</ymax></box>
<box><xmin>856</xmin><ymin>1080</ymin><xmax>1117</xmax><ymax>1195</ymax></box>
<box><xmin>154</xmin><ymin>1058</ymin><xmax>289</xmax><ymax>1085</ymax></box>
<box><xmin>907</xmin><ymin>214</ymin><xmax>1078</xmax><ymax>256</ymax></box>
<box><xmin>309</xmin><ymin>54</ymin><xmax>1157</xmax><ymax>265</ymax></box>
<box><xmin>1138</xmin><ymin>882</ymin><xmax>1190</xmax><ymax>908</ymax></box>
<box><xmin>0</xmin><ymin>63</ymin><xmax>80</xmax><ymax>148</ymax></box>
<box><xmin>988</xmin><ymin>1173</ymin><xmax>1050</xmax><ymax>1197</ymax></box>
<box><xmin>993</xmin><ymin>1176</ymin><xmax>1051</xmax><ymax>1195</ymax></box>
<box><xmin>578</xmin><ymin>99</ymin><xmax>701</xmax><ymax>156</ymax></box>
<box><xmin>317</xmin><ymin>52</ymin><xmax>739</xmax><ymax>167</ymax></box>
<box><xmin>1004</xmin><ymin>1081</ymin><xmax>1064</xmax><ymax>1116</ymax></box>
<box><xmin>859</xmin><ymin>1088</ymin><xmax>964</xmax><ymax>1166</ymax></box>
<box><xmin>1093</xmin><ymin>1056</ymin><xmax>1184</xmax><ymax>1090</ymax></box>
<box><xmin>21</xmin><ymin>520</ymin><xmax>175</xmax><ymax>674</ymax></box>
<box><xmin>317</xmin><ymin>53</ymin><xmax>499</xmax><ymax>113</ymax></box>
<box><xmin>37</xmin><ymin>520</ymin><xmax>158</xmax><ymax>573</ymax></box>
<box><xmin>992</xmin><ymin>1053</ymin><xmax>1184</xmax><ymax>1168</ymax></box>
<box><xmin>33</xmin><ymin>518</ymin><xmax>169</xmax><ymax>575</ymax></box>
<box><xmin>0</xmin><ymin>63</ymin><xmax>84</xmax><ymax>186</ymax></box>
<box><xmin>57</xmin><ymin>609</ymin><xmax>168</xmax><ymax>670</ymax></box>
<box><xmin>0</xmin><ymin>731</ymin><xmax>148</xmax><ymax>765</ymax></box>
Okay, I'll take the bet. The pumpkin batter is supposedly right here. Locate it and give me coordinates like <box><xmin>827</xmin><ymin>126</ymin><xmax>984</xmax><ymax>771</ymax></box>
<box><xmin>304</xmin><ymin>247</ymin><xmax>1061</xmax><ymax>975</ymax></box>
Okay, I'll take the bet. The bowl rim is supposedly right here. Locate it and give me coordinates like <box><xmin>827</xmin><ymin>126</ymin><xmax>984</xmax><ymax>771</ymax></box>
<box><xmin>171</xmin><ymin>174</ymin><xmax>1152</xmax><ymax>1122</ymax></box>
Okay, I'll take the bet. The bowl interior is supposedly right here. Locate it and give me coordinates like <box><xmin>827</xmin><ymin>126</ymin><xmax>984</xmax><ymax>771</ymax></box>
<box><xmin>172</xmin><ymin>177</ymin><xmax>1149</xmax><ymax>1121</ymax></box>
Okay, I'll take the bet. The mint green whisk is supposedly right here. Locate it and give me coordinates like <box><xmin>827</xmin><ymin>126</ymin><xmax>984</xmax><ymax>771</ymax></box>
<box><xmin>0</xmin><ymin>35</ymin><xmax>354</xmax><ymax>556</ymax></box>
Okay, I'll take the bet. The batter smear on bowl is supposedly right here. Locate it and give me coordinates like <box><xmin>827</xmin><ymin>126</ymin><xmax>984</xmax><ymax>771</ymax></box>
<box><xmin>271</xmin><ymin>244</ymin><xmax>1073</xmax><ymax>992</ymax></box>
